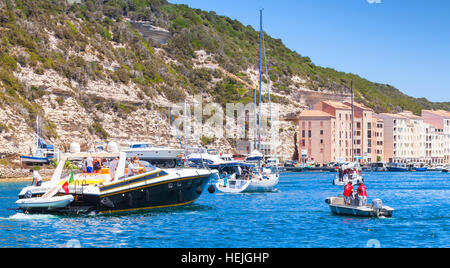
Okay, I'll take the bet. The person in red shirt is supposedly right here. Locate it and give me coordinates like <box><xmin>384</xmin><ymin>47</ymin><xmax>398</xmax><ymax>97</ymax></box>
<box><xmin>357</xmin><ymin>182</ymin><xmax>367</xmax><ymax>206</ymax></box>
<box><xmin>343</xmin><ymin>182</ymin><xmax>354</xmax><ymax>205</ymax></box>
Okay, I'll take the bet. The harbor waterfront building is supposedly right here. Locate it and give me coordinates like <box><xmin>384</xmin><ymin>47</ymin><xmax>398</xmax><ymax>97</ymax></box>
<box><xmin>295</xmin><ymin>101</ymin><xmax>449</xmax><ymax>166</ymax></box>
<box><xmin>295</xmin><ymin>101</ymin><xmax>385</xmax><ymax>165</ymax></box>
<box><xmin>378</xmin><ymin>111</ymin><xmax>447</xmax><ymax>165</ymax></box>
<box><xmin>422</xmin><ymin>110</ymin><xmax>450</xmax><ymax>164</ymax></box>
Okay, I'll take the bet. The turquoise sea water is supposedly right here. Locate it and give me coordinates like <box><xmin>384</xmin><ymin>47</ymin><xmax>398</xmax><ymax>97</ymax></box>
<box><xmin>0</xmin><ymin>172</ymin><xmax>448</xmax><ymax>248</ymax></box>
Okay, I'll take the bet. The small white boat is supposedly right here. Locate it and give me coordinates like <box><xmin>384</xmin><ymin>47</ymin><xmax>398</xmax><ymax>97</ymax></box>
<box><xmin>16</xmin><ymin>195</ymin><xmax>74</xmax><ymax>209</ymax></box>
<box><xmin>333</xmin><ymin>174</ymin><xmax>364</xmax><ymax>186</ymax></box>
<box><xmin>216</xmin><ymin>176</ymin><xmax>252</xmax><ymax>194</ymax></box>
<box><xmin>334</xmin><ymin>162</ymin><xmax>364</xmax><ymax>186</ymax></box>
<box><xmin>325</xmin><ymin>196</ymin><xmax>394</xmax><ymax>218</ymax></box>
<box><xmin>246</xmin><ymin>173</ymin><xmax>279</xmax><ymax>192</ymax></box>
<box><xmin>216</xmin><ymin>172</ymin><xmax>279</xmax><ymax>193</ymax></box>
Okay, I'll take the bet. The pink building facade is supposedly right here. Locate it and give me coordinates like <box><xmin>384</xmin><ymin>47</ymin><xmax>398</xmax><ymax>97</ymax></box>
<box><xmin>422</xmin><ymin>110</ymin><xmax>450</xmax><ymax>164</ymax></box>
<box><xmin>296</xmin><ymin>101</ymin><xmax>385</xmax><ymax>165</ymax></box>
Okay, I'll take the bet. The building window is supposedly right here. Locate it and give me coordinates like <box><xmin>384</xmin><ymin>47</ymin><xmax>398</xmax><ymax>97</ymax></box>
<box><xmin>320</xmin><ymin>130</ymin><xmax>324</xmax><ymax>135</ymax></box>
<box><xmin>301</xmin><ymin>140</ymin><xmax>305</xmax><ymax>146</ymax></box>
<box><xmin>302</xmin><ymin>130</ymin><xmax>305</xmax><ymax>138</ymax></box>
<box><xmin>308</xmin><ymin>130</ymin><xmax>312</xmax><ymax>138</ymax></box>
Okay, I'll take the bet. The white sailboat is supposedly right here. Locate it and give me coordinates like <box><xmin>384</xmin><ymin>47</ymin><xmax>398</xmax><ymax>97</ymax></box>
<box><xmin>216</xmin><ymin>9</ymin><xmax>279</xmax><ymax>193</ymax></box>
<box><xmin>20</xmin><ymin>116</ymin><xmax>59</xmax><ymax>166</ymax></box>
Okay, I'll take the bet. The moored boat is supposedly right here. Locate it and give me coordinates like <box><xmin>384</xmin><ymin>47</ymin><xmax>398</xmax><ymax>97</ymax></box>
<box><xmin>442</xmin><ymin>165</ymin><xmax>450</xmax><ymax>173</ymax></box>
<box><xmin>20</xmin><ymin>117</ymin><xmax>59</xmax><ymax>166</ymax></box>
<box><xmin>123</xmin><ymin>142</ymin><xmax>183</xmax><ymax>168</ymax></box>
<box><xmin>387</xmin><ymin>163</ymin><xmax>408</xmax><ymax>172</ymax></box>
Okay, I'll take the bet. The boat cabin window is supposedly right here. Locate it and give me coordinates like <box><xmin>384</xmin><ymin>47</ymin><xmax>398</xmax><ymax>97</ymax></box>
<box><xmin>130</xmin><ymin>143</ymin><xmax>153</xmax><ymax>149</ymax></box>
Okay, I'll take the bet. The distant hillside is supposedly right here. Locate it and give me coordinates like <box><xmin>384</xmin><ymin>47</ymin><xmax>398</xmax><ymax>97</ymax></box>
<box><xmin>0</xmin><ymin>0</ymin><xmax>448</xmax><ymax>156</ymax></box>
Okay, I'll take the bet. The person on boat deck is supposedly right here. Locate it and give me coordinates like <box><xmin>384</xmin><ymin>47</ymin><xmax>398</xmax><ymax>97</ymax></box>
<box><xmin>235</xmin><ymin>165</ymin><xmax>242</xmax><ymax>179</ymax></box>
<box><xmin>128</xmin><ymin>158</ymin><xmax>141</xmax><ymax>177</ymax></box>
<box><xmin>347</xmin><ymin>168</ymin><xmax>353</xmax><ymax>180</ymax></box>
<box><xmin>30</xmin><ymin>169</ymin><xmax>42</xmax><ymax>187</ymax></box>
<box><xmin>93</xmin><ymin>157</ymin><xmax>102</xmax><ymax>173</ymax></box>
<box><xmin>343</xmin><ymin>181</ymin><xmax>354</xmax><ymax>205</ymax></box>
<box><xmin>109</xmin><ymin>156</ymin><xmax>119</xmax><ymax>182</ymax></box>
<box><xmin>132</xmin><ymin>156</ymin><xmax>144</xmax><ymax>168</ymax></box>
<box><xmin>357</xmin><ymin>182</ymin><xmax>367</xmax><ymax>206</ymax></box>
<box><xmin>84</xmin><ymin>156</ymin><xmax>94</xmax><ymax>174</ymax></box>
<box><xmin>222</xmin><ymin>172</ymin><xmax>228</xmax><ymax>186</ymax></box>
<box><xmin>338</xmin><ymin>167</ymin><xmax>344</xmax><ymax>182</ymax></box>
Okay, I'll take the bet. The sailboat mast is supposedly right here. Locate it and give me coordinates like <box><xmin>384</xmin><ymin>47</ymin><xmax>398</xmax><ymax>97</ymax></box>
<box><xmin>258</xmin><ymin>9</ymin><xmax>264</xmax><ymax>152</ymax></box>
<box><xmin>36</xmin><ymin>116</ymin><xmax>39</xmax><ymax>148</ymax></box>
<box><xmin>351</xmin><ymin>80</ymin><xmax>355</xmax><ymax>162</ymax></box>
<box><xmin>262</xmin><ymin>13</ymin><xmax>274</xmax><ymax>159</ymax></box>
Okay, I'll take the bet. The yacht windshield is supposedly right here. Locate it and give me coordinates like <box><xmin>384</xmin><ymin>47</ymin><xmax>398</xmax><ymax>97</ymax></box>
<box><xmin>130</xmin><ymin>143</ymin><xmax>153</xmax><ymax>149</ymax></box>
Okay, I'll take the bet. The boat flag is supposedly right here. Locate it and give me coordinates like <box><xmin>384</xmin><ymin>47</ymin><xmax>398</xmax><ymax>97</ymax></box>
<box><xmin>62</xmin><ymin>181</ymin><xmax>69</xmax><ymax>194</ymax></box>
<box><xmin>62</xmin><ymin>169</ymin><xmax>74</xmax><ymax>195</ymax></box>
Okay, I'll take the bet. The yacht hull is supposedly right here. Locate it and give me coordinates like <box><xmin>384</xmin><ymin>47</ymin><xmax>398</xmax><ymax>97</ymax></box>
<box><xmin>20</xmin><ymin>156</ymin><xmax>49</xmax><ymax>164</ymax></box>
<box><xmin>325</xmin><ymin>197</ymin><xmax>394</xmax><ymax>218</ymax></box>
<box><xmin>386</xmin><ymin>167</ymin><xmax>408</xmax><ymax>172</ymax></box>
<box><xmin>17</xmin><ymin>174</ymin><xmax>212</xmax><ymax>215</ymax></box>
<box><xmin>245</xmin><ymin>177</ymin><xmax>279</xmax><ymax>192</ymax></box>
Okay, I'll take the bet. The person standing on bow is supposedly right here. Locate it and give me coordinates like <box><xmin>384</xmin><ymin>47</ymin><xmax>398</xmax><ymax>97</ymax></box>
<box><xmin>30</xmin><ymin>169</ymin><xmax>42</xmax><ymax>187</ymax></box>
<box><xmin>109</xmin><ymin>156</ymin><xmax>119</xmax><ymax>182</ymax></box>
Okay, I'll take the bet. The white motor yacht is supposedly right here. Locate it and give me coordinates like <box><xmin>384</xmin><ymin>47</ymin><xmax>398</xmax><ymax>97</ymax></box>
<box><xmin>123</xmin><ymin>142</ymin><xmax>183</xmax><ymax>168</ymax></box>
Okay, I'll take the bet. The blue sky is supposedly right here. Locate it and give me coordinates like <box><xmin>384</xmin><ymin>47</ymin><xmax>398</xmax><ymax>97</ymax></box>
<box><xmin>169</xmin><ymin>0</ymin><xmax>450</xmax><ymax>102</ymax></box>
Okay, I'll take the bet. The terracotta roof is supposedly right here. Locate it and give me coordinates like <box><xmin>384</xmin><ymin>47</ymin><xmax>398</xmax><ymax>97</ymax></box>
<box><xmin>373</xmin><ymin>115</ymin><xmax>384</xmax><ymax>122</ymax></box>
<box><xmin>423</xmin><ymin>110</ymin><xmax>450</xmax><ymax>118</ymax></box>
<box><xmin>399</xmin><ymin>112</ymin><xmax>422</xmax><ymax>120</ymax></box>
<box><xmin>378</xmin><ymin>113</ymin><xmax>408</xmax><ymax>119</ymax></box>
<box><xmin>298</xmin><ymin>110</ymin><xmax>335</xmax><ymax>118</ymax></box>
<box><xmin>344</xmin><ymin>101</ymin><xmax>372</xmax><ymax>111</ymax></box>
<box><xmin>322</xmin><ymin>101</ymin><xmax>352</xmax><ymax>110</ymax></box>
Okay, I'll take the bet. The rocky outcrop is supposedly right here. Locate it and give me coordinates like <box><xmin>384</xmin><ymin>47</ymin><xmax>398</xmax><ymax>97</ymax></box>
<box><xmin>0</xmin><ymin>167</ymin><xmax>54</xmax><ymax>179</ymax></box>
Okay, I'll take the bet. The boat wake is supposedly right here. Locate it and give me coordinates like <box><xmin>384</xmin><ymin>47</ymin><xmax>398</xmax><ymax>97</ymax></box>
<box><xmin>6</xmin><ymin>213</ymin><xmax>59</xmax><ymax>220</ymax></box>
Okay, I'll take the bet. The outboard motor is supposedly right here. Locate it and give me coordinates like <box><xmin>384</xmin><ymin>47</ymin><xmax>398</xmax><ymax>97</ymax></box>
<box><xmin>372</xmin><ymin>199</ymin><xmax>383</xmax><ymax>217</ymax></box>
